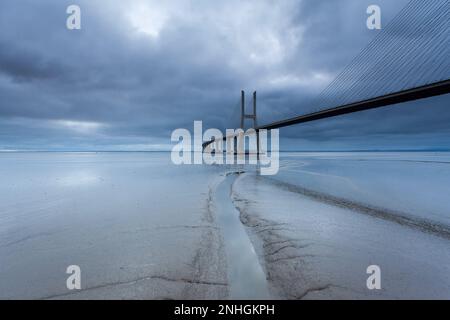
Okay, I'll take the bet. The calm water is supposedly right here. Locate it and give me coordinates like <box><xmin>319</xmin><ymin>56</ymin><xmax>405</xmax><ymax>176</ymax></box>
<box><xmin>0</xmin><ymin>152</ymin><xmax>227</xmax><ymax>299</ymax></box>
<box><xmin>1</xmin><ymin>151</ymin><xmax>449</xmax><ymax>299</ymax></box>
<box><xmin>214</xmin><ymin>173</ymin><xmax>270</xmax><ymax>299</ymax></box>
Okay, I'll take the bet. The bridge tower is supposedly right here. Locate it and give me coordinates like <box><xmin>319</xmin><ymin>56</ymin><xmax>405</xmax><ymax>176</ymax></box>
<box><xmin>240</xmin><ymin>90</ymin><xmax>257</xmax><ymax>130</ymax></box>
<box><xmin>239</xmin><ymin>90</ymin><xmax>259</xmax><ymax>158</ymax></box>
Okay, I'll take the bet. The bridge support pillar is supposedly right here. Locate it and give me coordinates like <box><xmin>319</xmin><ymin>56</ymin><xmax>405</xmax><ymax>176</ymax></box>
<box><xmin>240</xmin><ymin>90</ymin><xmax>259</xmax><ymax>159</ymax></box>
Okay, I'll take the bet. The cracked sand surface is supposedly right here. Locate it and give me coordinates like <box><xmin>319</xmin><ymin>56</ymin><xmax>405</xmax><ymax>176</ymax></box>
<box><xmin>231</xmin><ymin>172</ymin><xmax>450</xmax><ymax>299</ymax></box>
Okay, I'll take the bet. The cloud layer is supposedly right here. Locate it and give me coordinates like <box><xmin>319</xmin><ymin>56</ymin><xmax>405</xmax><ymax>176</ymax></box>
<box><xmin>0</xmin><ymin>0</ymin><xmax>448</xmax><ymax>151</ymax></box>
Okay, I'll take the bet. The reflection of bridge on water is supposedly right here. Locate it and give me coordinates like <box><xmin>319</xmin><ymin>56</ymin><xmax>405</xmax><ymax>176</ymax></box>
<box><xmin>204</xmin><ymin>0</ymin><xmax>450</xmax><ymax>153</ymax></box>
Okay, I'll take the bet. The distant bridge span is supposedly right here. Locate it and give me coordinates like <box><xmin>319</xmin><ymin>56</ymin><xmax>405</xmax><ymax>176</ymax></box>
<box><xmin>257</xmin><ymin>79</ymin><xmax>450</xmax><ymax>131</ymax></box>
<box><xmin>203</xmin><ymin>0</ymin><xmax>449</xmax><ymax>149</ymax></box>
<box><xmin>203</xmin><ymin>79</ymin><xmax>450</xmax><ymax>149</ymax></box>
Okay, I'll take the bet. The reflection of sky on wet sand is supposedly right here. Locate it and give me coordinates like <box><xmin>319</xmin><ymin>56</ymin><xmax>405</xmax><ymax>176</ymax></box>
<box><xmin>3</xmin><ymin>151</ymin><xmax>448</xmax><ymax>299</ymax></box>
<box><xmin>214</xmin><ymin>174</ymin><xmax>270</xmax><ymax>299</ymax></box>
<box><xmin>275</xmin><ymin>152</ymin><xmax>450</xmax><ymax>225</ymax></box>
<box><xmin>232</xmin><ymin>152</ymin><xmax>450</xmax><ymax>298</ymax></box>
<box><xmin>0</xmin><ymin>152</ymin><xmax>228</xmax><ymax>299</ymax></box>
<box><xmin>56</xmin><ymin>170</ymin><xmax>100</xmax><ymax>187</ymax></box>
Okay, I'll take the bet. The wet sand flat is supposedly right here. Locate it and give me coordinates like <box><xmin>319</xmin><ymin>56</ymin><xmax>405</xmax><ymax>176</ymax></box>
<box><xmin>0</xmin><ymin>152</ymin><xmax>227</xmax><ymax>299</ymax></box>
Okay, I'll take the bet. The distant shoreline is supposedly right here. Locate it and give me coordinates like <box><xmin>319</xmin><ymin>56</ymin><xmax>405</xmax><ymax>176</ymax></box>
<box><xmin>1</xmin><ymin>149</ymin><xmax>450</xmax><ymax>153</ymax></box>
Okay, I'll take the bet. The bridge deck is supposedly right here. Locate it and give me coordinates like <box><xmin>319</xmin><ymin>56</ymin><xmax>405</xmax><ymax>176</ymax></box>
<box><xmin>203</xmin><ymin>79</ymin><xmax>450</xmax><ymax>149</ymax></box>
<box><xmin>257</xmin><ymin>79</ymin><xmax>450</xmax><ymax>131</ymax></box>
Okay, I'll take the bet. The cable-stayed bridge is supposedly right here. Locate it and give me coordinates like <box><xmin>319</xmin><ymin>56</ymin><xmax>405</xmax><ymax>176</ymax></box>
<box><xmin>204</xmin><ymin>0</ymin><xmax>450</xmax><ymax>149</ymax></box>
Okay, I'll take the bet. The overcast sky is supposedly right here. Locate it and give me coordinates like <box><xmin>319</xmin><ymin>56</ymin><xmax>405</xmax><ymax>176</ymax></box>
<box><xmin>0</xmin><ymin>0</ymin><xmax>448</xmax><ymax>151</ymax></box>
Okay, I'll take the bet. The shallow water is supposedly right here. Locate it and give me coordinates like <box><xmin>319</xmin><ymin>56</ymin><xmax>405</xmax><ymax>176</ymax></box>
<box><xmin>232</xmin><ymin>152</ymin><xmax>450</xmax><ymax>299</ymax></box>
<box><xmin>0</xmin><ymin>152</ymin><xmax>227</xmax><ymax>299</ymax></box>
<box><xmin>276</xmin><ymin>152</ymin><xmax>450</xmax><ymax>225</ymax></box>
<box><xmin>1</xmin><ymin>151</ymin><xmax>449</xmax><ymax>299</ymax></box>
<box><xmin>214</xmin><ymin>173</ymin><xmax>270</xmax><ymax>299</ymax></box>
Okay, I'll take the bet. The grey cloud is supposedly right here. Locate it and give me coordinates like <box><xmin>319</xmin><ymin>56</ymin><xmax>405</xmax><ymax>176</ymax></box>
<box><xmin>0</xmin><ymin>0</ymin><xmax>448</xmax><ymax>151</ymax></box>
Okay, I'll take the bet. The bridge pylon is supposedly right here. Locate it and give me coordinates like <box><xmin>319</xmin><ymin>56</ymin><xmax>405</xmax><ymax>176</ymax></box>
<box><xmin>240</xmin><ymin>90</ymin><xmax>257</xmax><ymax>130</ymax></box>
<box><xmin>239</xmin><ymin>90</ymin><xmax>259</xmax><ymax>159</ymax></box>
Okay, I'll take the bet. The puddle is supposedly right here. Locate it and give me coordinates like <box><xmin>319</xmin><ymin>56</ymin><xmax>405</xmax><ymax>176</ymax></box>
<box><xmin>214</xmin><ymin>172</ymin><xmax>270</xmax><ymax>299</ymax></box>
